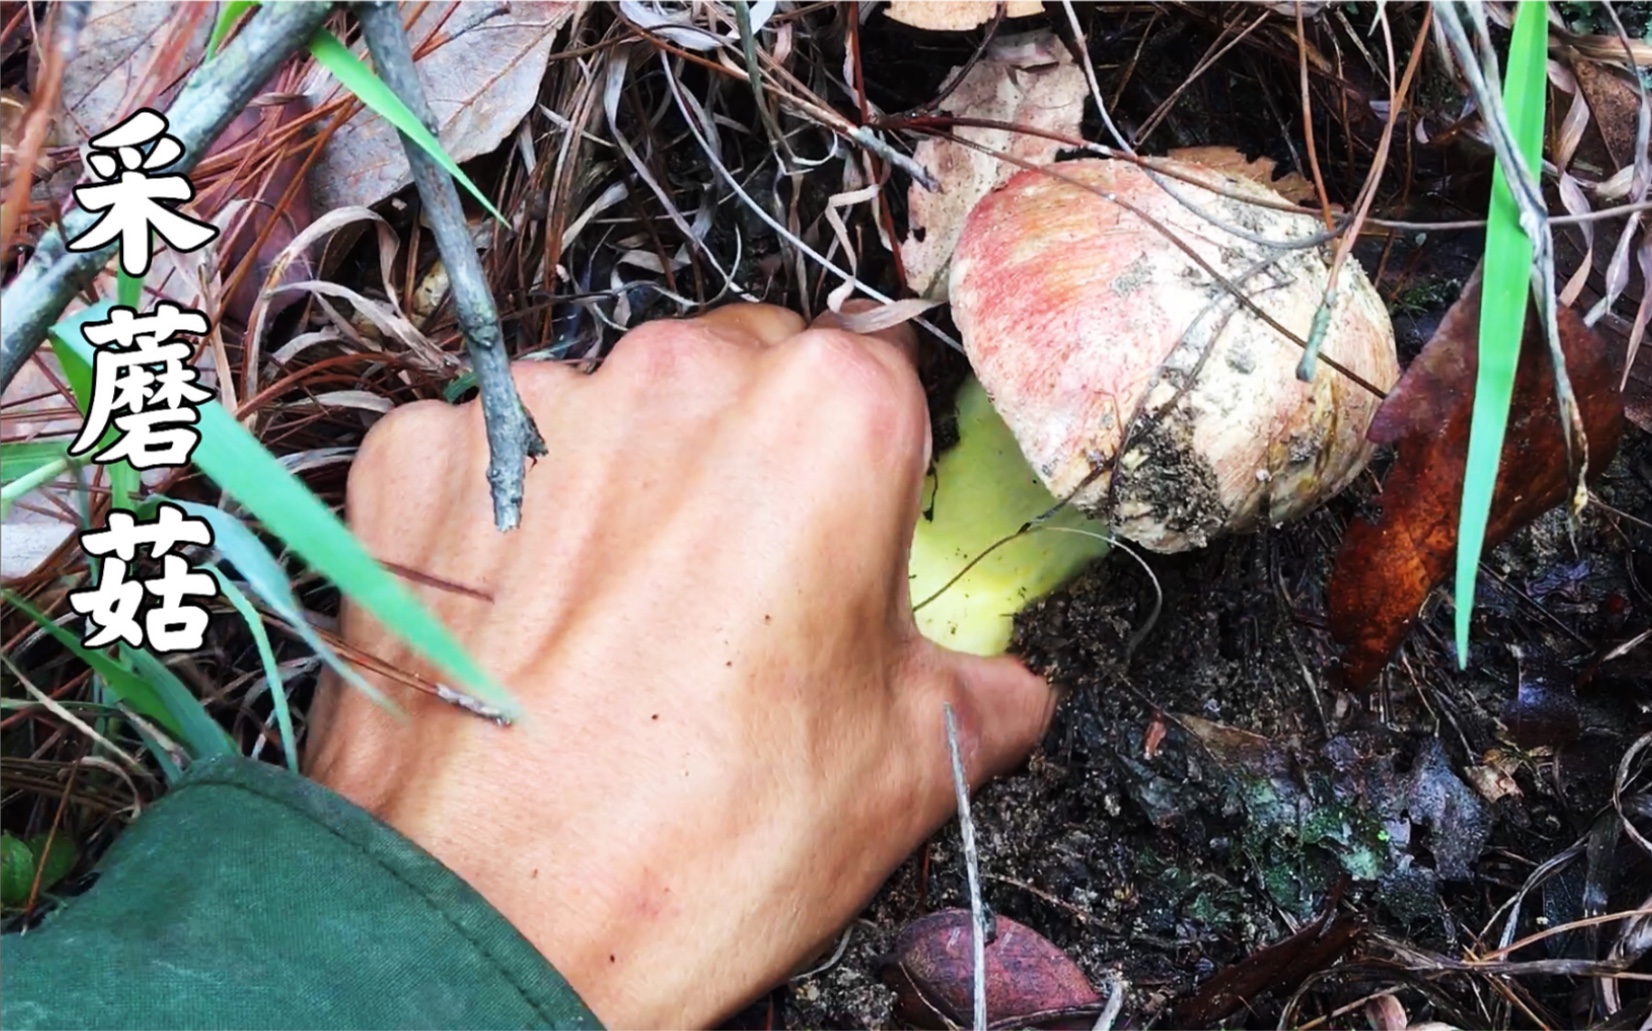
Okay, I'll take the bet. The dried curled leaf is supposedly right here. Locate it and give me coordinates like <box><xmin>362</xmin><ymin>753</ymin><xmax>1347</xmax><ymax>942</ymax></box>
<box><xmin>883</xmin><ymin>909</ymin><xmax>1100</xmax><ymax>1030</ymax></box>
<box><xmin>1164</xmin><ymin>146</ymin><xmax>1324</xmax><ymax>208</ymax></box>
<box><xmin>900</xmin><ymin>32</ymin><xmax>1086</xmax><ymax>296</ymax></box>
<box><xmin>1328</xmin><ymin>272</ymin><xmax>1626</xmax><ymax>688</ymax></box>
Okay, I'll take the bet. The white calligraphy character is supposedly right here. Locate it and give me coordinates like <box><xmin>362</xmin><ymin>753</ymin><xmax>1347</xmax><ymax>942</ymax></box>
<box><xmin>69</xmin><ymin>302</ymin><xmax>213</xmax><ymax>469</ymax></box>
<box><xmin>66</xmin><ymin>109</ymin><xmax>218</xmax><ymax>277</ymax></box>
<box><xmin>68</xmin><ymin>504</ymin><xmax>217</xmax><ymax>651</ymax></box>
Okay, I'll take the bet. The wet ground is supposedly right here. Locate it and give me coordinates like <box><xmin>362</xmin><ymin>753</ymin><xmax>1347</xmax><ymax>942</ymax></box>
<box><xmin>777</xmin><ymin>415</ymin><xmax>1652</xmax><ymax>1029</ymax></box>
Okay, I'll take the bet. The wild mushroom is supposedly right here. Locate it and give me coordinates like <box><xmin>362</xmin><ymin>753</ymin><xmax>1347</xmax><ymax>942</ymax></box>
<box><xmin>909</xmin><ymin>157</ymin><xmax>1398</xmax><ymax>653</ymax></box>
<box><xmin>909</xmin><ymin>376</ymin><xmax>1109</xmax><ymax>657</ymax></box>
<box><xmin>950</xmin><ymin>157</ymin><xmax>1399</xmax><ymax>553</ymax></box>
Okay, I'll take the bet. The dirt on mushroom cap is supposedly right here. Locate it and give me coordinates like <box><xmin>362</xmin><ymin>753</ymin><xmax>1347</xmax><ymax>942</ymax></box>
<box><xmin>948</xmin><ymin>158</ymin><xmax>1400</xmax><ymax>552</ymax></box>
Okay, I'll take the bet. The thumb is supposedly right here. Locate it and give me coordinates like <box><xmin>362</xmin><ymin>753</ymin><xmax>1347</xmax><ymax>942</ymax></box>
<box><xmin>906</xmin><ymin>643</ymin><xmax>1057</xmax><ymax>805</ymax></box>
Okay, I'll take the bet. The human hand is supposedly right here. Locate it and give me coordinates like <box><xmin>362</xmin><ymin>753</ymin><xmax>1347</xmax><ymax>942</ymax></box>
<box><xmin>303</xmin><ymin>304</ymin><xmax>1055</xmax><ymax>1028</ymax></box>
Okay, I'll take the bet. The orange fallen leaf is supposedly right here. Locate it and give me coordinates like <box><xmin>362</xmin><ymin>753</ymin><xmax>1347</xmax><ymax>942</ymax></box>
<box><xmin>1166</xmin><ymin>145</ymin><xmax>1326</xmax><ymax>209</ymax></box>
<box><xmin>1328</xmin><ymin>270</ymin><xmax>1626</xmax><ymax>688</ymax></box>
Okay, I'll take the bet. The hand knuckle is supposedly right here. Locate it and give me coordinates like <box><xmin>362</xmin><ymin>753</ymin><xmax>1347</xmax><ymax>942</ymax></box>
<box><xmin>511</xmin><ymin>358</ymin><xmax>578</xmax><ymax>410</ymax></box>
<box><xmin>792</xmin><ymin>331</ymin><xmax>924</xmax><ymax>452</ymax></box>
<box><xmin>604</xmin><ymin>319</ymin><xmax>724</xmax><ymax>387</ymax></box>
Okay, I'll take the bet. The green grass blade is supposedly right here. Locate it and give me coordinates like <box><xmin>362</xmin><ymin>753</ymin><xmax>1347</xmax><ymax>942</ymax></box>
<box><xmin>111</xmin><ymin>243</ymin><xmax>145</xmax><ymax>513</ymax></box>
<box><xmin>0</xmin><ymin>456</ymin><xmax>70</xmax><ymax>520</ymax></box>
<box><xmin>116</xmin><ymin>269</ymin><xmax>142</xmax><ymax>310</ymax></box>
<box><xmin>1</xmin><ymin>442</ymin><xmax>70</xmax><ymax>487</ymax></box>
<box><xmin>1</xmin><ymin>442</ymin><xmax>69</xmax><ymax>483</ymax></box>
<box><xmin>189</xmin><ymin>403</ymin><xmax>518</xmax><ymax>719</ymax></box>
<box><xmin>46</xmin><ymin>302</ymin><xmax>112</xmax><ymax>412</ymax></box>
<box><xmin>206</xmin><ymin>0</ymin><xmax>259</xmax><ymax>59</ymax></box>
<box><xmin>206</xmin><ymin>565</ymin><xmax>298</xmax><ymax>772</ymax></box>
<box><xmin>173</xmin><ymin>498</ymin><xmax>389</xmax><ymax>710</ymax></box>
<box><xmin>1455</xmin><ymin>0</ymin><xmax>1549</xmax><ymax>666</ymax></box>
<box><xmin>306</xmin><ymin>29</ymin><xmax>506</xmax><ymax>223</ymax></box>
<box><xmin>120</xmin><ymin>644</ymin><xmax>236</xmax><ymax>760</ymax></box>
<box><xmin>3</xmin><ymin>591</ymin><xmax>234</xmax><ymax>758</ymax></box>
<box><xmin>45</xmin><ymin>302</ymin><xmax>139</xmax><ymax>510</ymax></box>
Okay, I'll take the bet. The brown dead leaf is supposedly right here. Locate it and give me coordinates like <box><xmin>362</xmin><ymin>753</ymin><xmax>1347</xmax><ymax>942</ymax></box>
<box><xmin>1571</xmin><ymin>57</ymin><xmax>1644</xmax><ymax>173</ymax></box>
<box><xmin>300</xmin><ymin>2</ymin><xmax>575</xmax><ymax>211</ymax></box>
<box><xmin>197</xmin><ymin>93</ymin><xmax>316</xmax><ymax>329</ymax></box>
<box><xmin>900</xmin><ymin>31</ymin><xmax>1086</xmax><ymax>295</ymax></box>
<box><xmin>52</xmin><ymin>2</ymin><xmax>218</xmax><ymax>147</ymax></box>
<box><xmin>1328</xmin><ymin>271</ymin><xmax>1626</xmax><ymax>689</ymax></box>
<box><xmin>1463</xmin><ymin>762</ymin><xmax>1522</xmax><ymax>806</ymax></box>
<box><xmin>1165</xmin><ymin>145</ymin><xmax>1324</xmax><ymax>208</ymax></box>
<box><xmin>1626</xmin><ymin>337</ymin><xmax>1652</xmax><ymax>431</ymax></box>
<box><xmin>883</xmin><ymin>1</ymin><xmax>1045</xmax><ymax>31</ymax></box>
<box><xmin>1175</xmin><ymin>900</ymin><xmax>1362</xmax><ymax>1026</ymax></box>
<box><xmin>883</xmin><ymin>909</ymin><xmax>1101</xmax><ymax>1030</ymax></box>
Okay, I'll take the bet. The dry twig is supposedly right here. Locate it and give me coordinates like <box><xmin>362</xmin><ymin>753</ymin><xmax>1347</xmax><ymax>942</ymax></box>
<box><xmin>0</xmin><ymin>1</ymin><xmax>333</xmax><ymax>392</ymax></box>
<box><xmin>356</xmin><ymin>0</ymin><xmax>546</xmax><ymax>532</ymax></box>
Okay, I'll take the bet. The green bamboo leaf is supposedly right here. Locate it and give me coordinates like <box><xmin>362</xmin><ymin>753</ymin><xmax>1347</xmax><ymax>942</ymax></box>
<box><xmin>46</xmin><ymin>301</ymin><xmax>113</xmax><ymax>413</ymax></box>
<box><xmin>45</xmin><ymin>301</ymin><xmax>138</xmax><ymax>510</ymax></box>
<box><xmin>0</xmin><ymin>446</ymin><xmax>74</xmax><ymax>521</ymax></box>
<box><xmin>2</xmin><ymin>591</ymin><xmax>234</xmax><ymax>759</ymax></box>
<box><xmin>122</xmin><ymin>644</ymin><xmax>237</xmax><ymax>764</ymax></box>
<box><xmin>1454</xmin><ymin>0</ymin><xmax>1549</xmax><ymax>666</ymax></box>
<box><xmin>206</xmin><ymin>0</ymin><xmax>259</xmax><ymax>59</ymax></box>
<box><xmin>306</xmin><ymin>29</ymin><xmax>506</xmax><ymax>223</ymax></box>
<box><xmin>189</xmin><ymin>403</ymin><xmax>518</xmax><ymax>719</ymax></box>
<box><xmin>116</xmin><ymin>269</ymin><xmax>142</xmax><ymax>310</ymax></box>
<box><xmin>174</xmin><ymin>498</ymin><xmax>389</xmax><ymax>711</ymax></box>
<box><xmin>0</xmin><ymin>442</ymin><xmax>70</xmax><ymax>487</ymax></box>
<box><xmin>205</xmin><ymin>566</ymin><xmax>298</xmax><ymax>772</ymax></box>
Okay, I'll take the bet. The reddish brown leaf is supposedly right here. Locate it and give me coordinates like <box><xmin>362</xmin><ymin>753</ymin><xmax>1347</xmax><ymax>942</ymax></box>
<box><xmin>883</xmin><ymin>909</ymin><xmax>1101</xmax><ymax>1030</ymax></box>
<box><xmin>1328</xmin><ymin>271</ymin><xmax>1626</xmax><ymax>688</ymax></box>
<box><xmin>1175</xmin><ymin>902</ymin><xmax>1363</xmax><ymax>1027</ymax></box>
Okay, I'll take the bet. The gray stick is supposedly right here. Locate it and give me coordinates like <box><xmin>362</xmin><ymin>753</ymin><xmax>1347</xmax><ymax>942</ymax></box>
<box><xmin>945</xmin><ymin>703</ymin><xmax>989</xmax><ymax>1031</ymax></box>
<box><xmin>0</xmin><ymin>1</ymin><xmax>333</xmax><ymax>393</ymax></box>
<box><xmin>355</xmin><ymin>0</ymin><xmax>545</xmax><ymax>532</ymax></box>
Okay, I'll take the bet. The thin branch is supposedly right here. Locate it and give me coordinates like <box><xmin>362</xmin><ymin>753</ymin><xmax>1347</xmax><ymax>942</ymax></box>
<box><xmin>1092</xmin><ymin>971</ymin><xmax>1126</xmax><ymax>1031</ymax></box>
<box><xmin>944</xmin><ymin>702</ymin><xmax>989</xmax><ymax>1031</ymax></box>
<box><xmin>0</xmin><ymin>1</ymin><xmax>333</xmax><ymax>393</ymax></box>
<box><xmin>732</xmin><ymin>0</ymin><xmax>792</xmax><ymax>166</ymax></box>
<box><xmin>1058</xmin><ymin>0</ymin><xmax>1132</xmax><ymax>154</ymax></box>
<box><xmin>355</xmin><ymin>1</ymin><xmax>546</xmax><ymax>532</ymax></box>
<box><xmin>1294</xmin><ymin>1</ymin><xmax>1335</xmax><ymax>230</ymax></box>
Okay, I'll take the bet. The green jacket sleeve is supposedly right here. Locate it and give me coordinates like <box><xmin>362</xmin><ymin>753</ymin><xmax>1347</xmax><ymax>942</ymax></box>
<box><xmin>1</xmin><ymin>755</ymin><xmax>603</xmax><ymax>1030</ymax></box>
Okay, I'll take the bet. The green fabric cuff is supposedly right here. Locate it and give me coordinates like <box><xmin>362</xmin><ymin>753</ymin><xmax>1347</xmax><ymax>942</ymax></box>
<box><xmin>1</xmin><ymin>755</ymin><xmax>603</xmax><ymax>1030</ymax></box>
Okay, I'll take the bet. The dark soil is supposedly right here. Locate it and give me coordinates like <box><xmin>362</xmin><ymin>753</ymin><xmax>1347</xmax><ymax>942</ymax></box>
<box><xmin>772</xmin><ymin>7</ymin><xmax>1652</xmax><ymax>1024</ymax></box>
<box><xmin>776</xmin><ymin>418</ymin><xmax>1652</xmax><ymax>1030</ymax></box>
